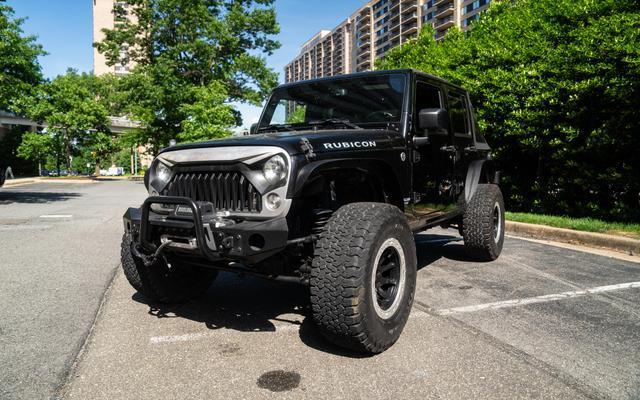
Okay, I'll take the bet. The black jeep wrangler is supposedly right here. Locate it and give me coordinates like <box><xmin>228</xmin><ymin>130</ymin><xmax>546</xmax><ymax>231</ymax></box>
<box><xmin>122</xmin><ymin>69</ymin><xmax>504</xmax><ymax>353</ymax></box>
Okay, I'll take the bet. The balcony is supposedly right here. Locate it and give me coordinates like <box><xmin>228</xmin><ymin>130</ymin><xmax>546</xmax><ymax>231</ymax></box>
<box><xmin>435</xmin><ymin>2</ymin><xmax>454</xmax><ymax>18</ymax></box>
<box><xmin>358</xmin><ymin>29</ymin><xmax>371</xmax><ymax>41</ymax></box>
<box><xmin>435</xmin><ymin>30</ymin><xmax>448</xmax><ymax>40</ymax></box>
<box><xmin>435</xmin><ymin>15</ymin><xmax>455</xmax><ymax>29</ymax></box>
<box><xmin>358</xmin><ymin>38</ymin><xmax>371</xmax><ymax>49</ymax></box>
<box><xmin>402</xmin><ymin>4</ymin><xmax>418</xmax><ymax>14</ymax></box>
<box><xmin>402</xmin><ymin>11</ymin><xmax>418</xmax><ymax>22</ymax></box>
<box><xmin>402</xmin><ymin>22</ymin><xmax>418</xmax><ymax>35</ymax></box>
<box><xmin>356</xmin><ymin>61</ymin><xmax>371</xmax><ymax>72</ymax></box>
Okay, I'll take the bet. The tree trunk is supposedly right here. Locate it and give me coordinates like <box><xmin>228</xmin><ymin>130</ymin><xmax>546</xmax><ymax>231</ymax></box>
<box><xmin>64</xmin><ymin>133</ymin><xmax>72</xmax><ymax>172</ymax></box>
<box><xmin>130</xmin><ymin>147</ymin><xmax>134</xmax><ymax>175</ymax></box>
<box><xmin>95</xmin><ymin>163</ymin><xmax>101</xmax><ymax>176</ymax></box>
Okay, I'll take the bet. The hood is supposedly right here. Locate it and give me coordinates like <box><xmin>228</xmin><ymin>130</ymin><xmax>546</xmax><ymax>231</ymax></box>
<box><xmin>158</xmin><ymin>129</ymin><xmax>401</xmax><ymax>158</ymax></box>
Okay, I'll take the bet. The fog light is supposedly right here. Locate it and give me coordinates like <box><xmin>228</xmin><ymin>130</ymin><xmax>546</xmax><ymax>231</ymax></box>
<box><xmin>266</xmin><ymin>193</ymin><xmax>282</xmax><ymax>210</ymax></box>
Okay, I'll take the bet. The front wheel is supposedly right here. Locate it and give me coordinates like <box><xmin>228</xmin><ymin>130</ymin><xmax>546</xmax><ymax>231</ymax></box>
<box><xmin>120</xmin><ymin>234</ymin><xmax>218</xmax><ymax>303</ymax></box>
<box><xmin>462</xmin><ymin>184</ymin><xmax>505</xmax><ymax>261</ymax></box>
<box><xmin>310</xmin><ymin>203</ymin><xmax>417</xmax><ymax>353</ymax></box>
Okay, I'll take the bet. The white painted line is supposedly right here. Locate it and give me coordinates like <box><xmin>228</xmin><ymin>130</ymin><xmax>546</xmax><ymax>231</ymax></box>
<box><xmin>149</xmin><ymin>323</ymin><xmax>303</xmax><ymax>345</ymax></box>
<box><xmin>150</xmin><ymin>332</ymin><xmax>214</xmax><ymax>344</ymax></box>
<box><xmin>436</xmin><ymin>281</ymin><xmax>640</xmax><ymax>316</ymax></box>
<box><xmin>39</xmin><ymin>214</ymin><xmax>73</xmax><ymax>219</ymax></box>
<box><xmin>0</xmin><ymin>224</ymin><xmax>51</xmax><ymax>231</ymax></box>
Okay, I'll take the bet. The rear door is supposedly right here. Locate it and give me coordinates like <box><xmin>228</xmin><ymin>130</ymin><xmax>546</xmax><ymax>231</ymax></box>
<box><xmin>445</xmin><ymin>89</ymin><xmax>475</xmax><ymax>204</ymax></box>
<box><xmin>410</xmin><ymin>79</ymin><xmax>457</xmax><ymax>220</ymax></box>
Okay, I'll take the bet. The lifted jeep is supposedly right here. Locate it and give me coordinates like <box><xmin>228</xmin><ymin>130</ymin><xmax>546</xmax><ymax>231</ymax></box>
<box><xmin>122</xmin><ymin>69</ymin><xmax>504</xmax><ymax>353</ymax></box>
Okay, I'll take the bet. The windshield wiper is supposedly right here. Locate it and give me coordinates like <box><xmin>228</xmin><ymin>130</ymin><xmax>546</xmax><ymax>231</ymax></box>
<box><xmin>257</xmin><ymin>124</ymin><xmax>292</xmax><ymax>133</ymax></box>
<box><xmin>306</xmin><ymin>119</ymin><xmax>363</xmax><ymax>130</ymax></box>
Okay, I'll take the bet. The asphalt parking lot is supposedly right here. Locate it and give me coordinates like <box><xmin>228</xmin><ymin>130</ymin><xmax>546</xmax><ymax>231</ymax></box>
<box><xmin>2</xmin><ymin>181</ymin><xmax>640</xmax><ymax>400</ymax></box>
<box><xmin>63</xmin><ymin>229</ymin><xmax>640</xmax><ymax>398</ymax></box>
<box><xmin>0</xmin><ymin>180</ymin><xmax>147</xmax><ymax>400</ymax></box>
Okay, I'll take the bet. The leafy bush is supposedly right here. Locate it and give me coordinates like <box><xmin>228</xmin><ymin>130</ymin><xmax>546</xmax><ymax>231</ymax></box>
<box><xmin>379</xmin><ymin>0</ymin><xmax>640</xmax><ymax>221</ymax></box>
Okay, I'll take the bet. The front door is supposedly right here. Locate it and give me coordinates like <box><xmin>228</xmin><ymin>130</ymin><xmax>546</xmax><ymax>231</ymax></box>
<box><xmin>410</xmin><ymin>81</ymin><xmax>457</xmax><ymax>222</ymax></box>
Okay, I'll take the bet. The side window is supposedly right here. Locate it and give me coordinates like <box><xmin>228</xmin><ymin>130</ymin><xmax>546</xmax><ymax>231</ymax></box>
<box><xmin>415</xmin><ymin>82</ymin><xmax>441</xmax><ymax>111</ymax></box>
<box><xmin>447</xmin><ymin>93</ymin><xmax>470</xmax><ymax>136</ymax></box>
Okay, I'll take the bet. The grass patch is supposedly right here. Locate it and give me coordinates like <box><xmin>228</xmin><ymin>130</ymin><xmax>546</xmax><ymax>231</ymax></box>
<box><xmin>506</xmin><ymin>212</ymin><xmax>640</xmax><ymax>240</ymax></box>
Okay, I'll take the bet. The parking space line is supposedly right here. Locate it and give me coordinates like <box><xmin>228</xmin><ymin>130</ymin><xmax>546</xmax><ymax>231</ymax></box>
<box><xmin>149</xmin><ymin>324</ymin><xmax>302</xmax><ymax>345</ymax></box>
<box><xmin>39</xmin><ymin>214</ymin><xmax>73</xmax><ymax>219</ymax></box>
<box><xmin>435</xmin><ymin>281</ymin><xmax>640</xmax><ymax>316</ymax></box>
<box><xmin>150</xmin><ymin>332</ymin><xmax>214</xmax><ymax>344</ymax></box>
<box><xmin>0</xmin><ymin>224</ymin><xmax>51</xmax><ymax>231</ymax></box>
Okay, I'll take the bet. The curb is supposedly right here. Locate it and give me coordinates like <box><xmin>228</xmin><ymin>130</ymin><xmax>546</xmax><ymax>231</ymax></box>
<box><xmin>506</xmin><ymin>221</ymin><xmax>640</xmax><ymax>256</ymax></box>
<box><xmin>2</xmin><ymin>179</ymin><xmax>38</xmax><ymax>187</ymax></box>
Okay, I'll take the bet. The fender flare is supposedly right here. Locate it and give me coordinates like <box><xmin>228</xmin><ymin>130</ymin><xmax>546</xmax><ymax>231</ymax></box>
<box><xmin>290</xmin><ymin>158</ymin><xmax>404</xmax><ymax>206</ymax></box>
<box><xmin>464</xmin><ymin>159</ymin><xmax>497</xmax><ymax>202</ymax></box>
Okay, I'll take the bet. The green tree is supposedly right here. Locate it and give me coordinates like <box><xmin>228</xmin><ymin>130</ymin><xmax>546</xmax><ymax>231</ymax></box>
<box><xmin>378</xmin><ymin>0</ymin><xmax>640</xmax><ymax>221</ymax></box>
<box><xmin>85</xmin><ymin>131</ymin><xmax>119</xmax><ymax>175</ymax></box>
<box><xmin>94</xmin><ymin>0</ymin><xmax>280</xmax><ymax>152</ymax></box>
<box><xmin>26</xmin><ymin>70</ymin><xmax>110</xmax><ymax>171</ymax></box>
<box><xmin>0</xmin><ymin>1</ymin><xmax>45</xmax><ymax>112</ymax></box>
<box><xmin>178</xmin><ymin>81</ymin><xmax>236</xmax><ymax>143</ymax></box>
<box><xmin>16</xmin><ymin>131</ymin><xmax>52</xmax><ymax>175</ymax></box>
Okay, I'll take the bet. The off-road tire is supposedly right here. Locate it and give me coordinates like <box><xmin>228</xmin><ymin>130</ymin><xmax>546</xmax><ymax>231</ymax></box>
<box><xmin>120</xmin><ymin>234</ymin><xmax>217</xmax><ymax>303</ymax></box>
<box><xmin>462</xmin><ymin>184</ymin><xmax>505</xmax><ymax>261</ymax></box>
<box><xmin>310</xmin><ymin>203</ymin><xmax>417</xmax><ymax>353</ymax></box>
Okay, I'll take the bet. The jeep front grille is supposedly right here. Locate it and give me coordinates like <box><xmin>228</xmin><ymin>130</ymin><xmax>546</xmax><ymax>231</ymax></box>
<box><xmin>163</xmin><ymin>172</ymin><xmax>262</xmax><ymax>213</ymax></box>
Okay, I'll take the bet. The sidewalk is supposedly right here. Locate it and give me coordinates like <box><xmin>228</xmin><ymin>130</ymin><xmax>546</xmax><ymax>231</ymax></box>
<box><xmin>2</xmin><ymin>177</ymin><xmax>98</xmax><ymax>187</ymax></box>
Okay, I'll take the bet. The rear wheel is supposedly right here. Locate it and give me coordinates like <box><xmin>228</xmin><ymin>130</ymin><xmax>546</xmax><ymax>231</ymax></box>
<box><xmin>310</xmin><ymin>203</ymin><xmax>417</xmax><ymax>353</ymax></box>
<box><xmin>120</xmin><ymin>234</ymin><xmax>217</xmax><ymax>303</ymax></box>
<box><xmin>462</xmin><ymin>184</ymin><xmax>505</xmax><ymax>261</ymax></box>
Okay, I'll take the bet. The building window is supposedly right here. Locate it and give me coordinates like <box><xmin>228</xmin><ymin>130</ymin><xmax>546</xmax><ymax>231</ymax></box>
<box><xmin>465</xmin><ymin>0</ymin><xmax>490</xmax><ymax>15</ymax></box>
<box><xmin>113</xmin><ymin>1</ymin><xmax>129</xmax><ymax>23</ymax></box>
<box><xmin>464</xmin><ymin>13</ymin><xmax>480</xmax><ymax>27</ymax></box>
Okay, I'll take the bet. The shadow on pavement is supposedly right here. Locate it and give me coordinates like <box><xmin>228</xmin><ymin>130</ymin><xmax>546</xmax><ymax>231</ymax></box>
<box><xmin>0</xmin><ymin>191</ymin><xmax>82</xmax><ymax>204</ymax></box>
<box><xmin>414</xmin><ymin>232</ymin><xmax>480</xmax><ymax>268</ymax></box>
<box><xmin>133</xmin><ymin>232</ymin><xmax>476</xmax><ymax>357</ymax></box>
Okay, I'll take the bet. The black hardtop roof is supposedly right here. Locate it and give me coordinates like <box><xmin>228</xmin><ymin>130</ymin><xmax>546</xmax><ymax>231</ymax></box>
<box><xmin>276</xmin><ymin>69</ymin><xmax>467</xmax><ymax>93</ymax></box>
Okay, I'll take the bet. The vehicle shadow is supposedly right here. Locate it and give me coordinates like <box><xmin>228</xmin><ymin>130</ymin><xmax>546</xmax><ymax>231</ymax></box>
<box><xmin>414</xmin><ymin>232</ymin><xmax>477</xmax><ymax>268</ymax></box>
<box><xmin>133</xmin><ymin>231</ymin><xmax>476</xmax><ymax>357</ymax></box>
<box><xmin>0</xmin><ymin>191</ymin><xmax>82</xmax><ymax>204</ymax></box>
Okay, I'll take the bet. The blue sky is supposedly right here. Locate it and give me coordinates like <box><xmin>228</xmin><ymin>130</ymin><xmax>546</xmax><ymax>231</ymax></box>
<box><xmin>8</xmin><ymin>0</ymin><xmax>365</xmax><ymax>129</ymax></box>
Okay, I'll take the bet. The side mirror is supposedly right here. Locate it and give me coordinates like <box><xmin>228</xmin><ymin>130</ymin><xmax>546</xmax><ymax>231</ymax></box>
<box><xmin>418</xmin><ymin>108</ymin><xmax>449</xmax><ymax>131</ymax></box>
<box><xmin>250</xmin><ymin>123</ymin><xmax>258</xmax><ymax>135</ymax></box>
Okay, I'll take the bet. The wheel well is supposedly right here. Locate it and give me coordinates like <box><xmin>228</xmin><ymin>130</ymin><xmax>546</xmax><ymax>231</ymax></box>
<box><xmin>288</xmin><ymin>163</ymin><xmax>404</xmax><ymax>237</ymax></box>
<box><xmin>465</xmin><ymin>160</ymin><xmax>497</xmax><ymax>202</ymax></box>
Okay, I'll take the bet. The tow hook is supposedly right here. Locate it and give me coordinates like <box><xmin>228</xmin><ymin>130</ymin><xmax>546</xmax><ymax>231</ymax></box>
<box><xmin>132</xmin><ymin>240</ymin><xmax>173</xmax><ymax>267</ymax></box>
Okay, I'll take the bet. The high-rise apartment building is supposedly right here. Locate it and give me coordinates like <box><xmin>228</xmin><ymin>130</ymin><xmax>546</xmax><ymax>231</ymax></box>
<box><xmin>92</xmin><ymin>0</ymin><xmax>134</xmax><ymax>75</ymax></box>
<box><xmin>285</xmin><ymin>0</ymin><xmax>491</xmax><ymax>83</ymax></box>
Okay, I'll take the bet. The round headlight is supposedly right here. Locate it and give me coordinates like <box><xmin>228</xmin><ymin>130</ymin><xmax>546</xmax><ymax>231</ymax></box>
<box><xmin>156</xmin><ymin>161</ymin><xmax>172</xmax><ymax>184</ymax></box>
<box><xmin>262</xmin><ymin>155</ymin><xmax>287</xmax><ymax>184</ymax></box>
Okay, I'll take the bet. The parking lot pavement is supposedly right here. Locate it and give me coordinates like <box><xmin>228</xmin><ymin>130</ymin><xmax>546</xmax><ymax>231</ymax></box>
<box><xmin>0</xmin><ymin>181</ymin><xmax>147</xmax><ymax>400</ymax></box>
<box><xmin>61</xmin><ymin>230</ymin><xmax>640</xmax><ymax>400</ymax></box>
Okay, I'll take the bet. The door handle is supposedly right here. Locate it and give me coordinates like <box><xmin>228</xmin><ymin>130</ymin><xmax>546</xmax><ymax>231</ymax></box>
<box><xmin>439</xmin><ymin>145</ymin><xmax>457</xmax><ymax>154</ymax></box>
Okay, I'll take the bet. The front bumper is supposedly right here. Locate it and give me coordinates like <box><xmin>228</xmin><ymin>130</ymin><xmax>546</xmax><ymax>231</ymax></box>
<box><xmin>124</xmin><ymin>196</ymin><xmax>289</xmax><ymax>264</ymax></box>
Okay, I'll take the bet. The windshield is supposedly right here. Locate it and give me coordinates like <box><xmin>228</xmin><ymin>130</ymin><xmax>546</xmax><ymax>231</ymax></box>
<box><xmin>258</xmin><ymin>73</ymin><xmax>407</xmax><ymax>132</ymax></box>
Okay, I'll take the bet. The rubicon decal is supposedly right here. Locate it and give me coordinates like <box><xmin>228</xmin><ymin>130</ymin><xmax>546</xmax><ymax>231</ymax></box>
<box><xmin>323</xmin><ymin>141</ymin><xmax>377</xmax><ymax>150</ymax></box>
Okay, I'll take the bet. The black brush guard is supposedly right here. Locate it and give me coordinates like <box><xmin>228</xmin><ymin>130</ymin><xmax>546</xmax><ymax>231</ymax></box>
<box><xmin>124</xmin><ymin>196</ymin><xmax>289</xmax><ymax>264</ymax></box>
